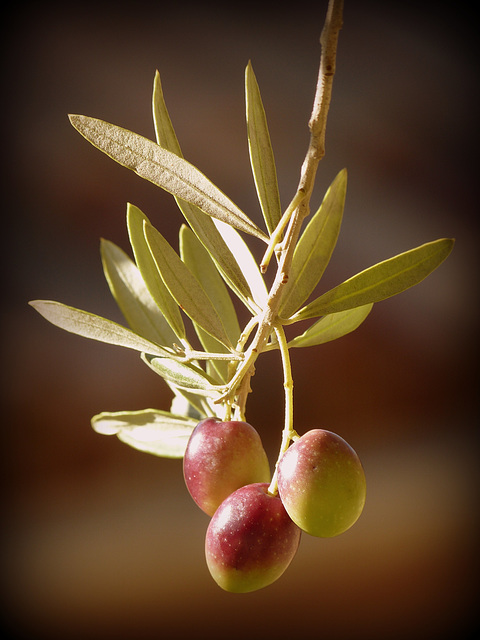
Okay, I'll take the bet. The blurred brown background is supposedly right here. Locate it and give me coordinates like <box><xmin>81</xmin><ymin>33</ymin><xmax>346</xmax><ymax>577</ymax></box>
<box><xmin>2</xmin><ymin>2</ymin><xmax>478</xmax><ymax>638</ymax></box>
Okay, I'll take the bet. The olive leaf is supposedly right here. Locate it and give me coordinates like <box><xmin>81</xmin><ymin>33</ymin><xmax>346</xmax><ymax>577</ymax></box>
<box><xmin>212</xmin><ymin>218</ymin><xmax>269</xmax><ymax>311</ymax></box>
<box><xmin>179</xmin><ymin>225</ymin><xmax>240</xmax><ymax>345</ymax></box>
<box><xmin>169</xmin><ymin>390</ymin><xmax>205</xmax><ymax>421</ymax></box>
<box><xmin>245</xmin><ymin>61</ymin><xmax>282</xmax><ymax>236</ymax></box>
<box><xmin>29</xmin><ymin>300</ymin><xmax>173</xmax><ymax>357</ymax></box>
<box><xmin>179</xmin><ymin>224</ymin><xmax>240</xmax><ymax>382</ymax></box>
<box><xmin>286</xmin><ymin>304</ymin><xmax>373</xmax><ymax>349</ymax></box>
<box><xmin>152</xmin><ymin>70</ymin><xmax>256</xmax><ymax>310</ymax></box>
<box><xmin>142</xmin><ymin>354</ymin><xmax>223</xmax><ymax>396</ymax></box>
<box><xmin>290</xmin><ymin>238</ymin><xmax>455</xmax><ymax>322</ymax></box>
<box><xmin>127</xmin><ymin>203</ymin><xmax>186</xmax><ymax>341</ymax></box>
<box><xmin>69</xmin><ymin>114</ymin><xmax>269</xmax><ymax>242</ymax></box>
<box><xmin>144</xmin><ymin>221</ymin><xmax>234</xmax><ymax>350</ymax></box>
<box><xmin>152</xmin><ymin>70</ymin><xmax>183</xmax><ymax>155</ymax></box>
<box><xmin>91</xmin><ymin>408</ymin><xmax>197</xmax><ymax>458</ymax></box>
<box><xmin>279</xmin><ymin>169</ymin><xmax>346</xmax><ymax>319</ymax></box>
<box><xmin>100</xmin><ymin>238</ymin><xmax>179</xmax><ymax>347</ymax></box>
<box><xmin>169</xmin><ymin>387</ymin><xmax>209</xmax><ymax>420</ymax></box>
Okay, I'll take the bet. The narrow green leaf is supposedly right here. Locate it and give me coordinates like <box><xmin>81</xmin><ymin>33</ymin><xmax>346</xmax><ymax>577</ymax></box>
<box><xmin>180</xmin><ymin>225</ymin><xmax>240</xmax><ymax>382</ymax></box>
<box><xmin>169</xmin><ymin>391</ymin><xmax>205</xmax><ymax>421</ymax></box>
<box><xmin>279</xmin><ymin>169</ymin><xmax>347</xmax><ymax>319</ymax></box>
<box><xmin>69</xmin><ymin>114</ymin><xmax>268</xmax><ymax>242</ymax></box>
<box><xmin>245</xmin><ymin>61</ymin><xmax>282</xmax><ymax>235</ymax></box>
<box><xmin>152</xmin><ymin>70</ymin><xmax>183</xmax><ymax>156</ymax></box>
<box><xmin>182</xmin><ymin>214</ymin><xmax>256</xmax><ymax>313</ymax></box>
<box><xmin>291</xmin><ymin>238</ymin><xmax>455</xmax><ymax>321</ymax></box>
<box><xmin>127</xmin><ymin>203</ymin><xmax>186</xmax><ymax>341</ymax></box>
<box><xmin>144</xmin><ymin>222</ymin><xmax>234</xmax><ymax>349</ymax></box>
<box><xmin>169</xmin><ymin>387</ymin><xmax>208</xmax><ymax>420</ymax></box>
<box><xmin>29</xmin><ymin>300</ymin><xmax>172</xmax><ymax>357</ymax></box>
<box><xmin>92</xmin><ymin>408</ymin><xmax>197</xmax><ymax>458</ymax></box>
<box><xmin>142</xmin><ymin>353</ymin><xmax>223</xmax><ymax>395</ymax></box>
<box><xmin>152</xmin><ymin>70</ymin><xmax>256</xmax><ymax>310</ymax></box>
<box><xmin>179</xmin><ymin>225</ymin><xmax>240</xmax><ymax>345</ymax></box>
<box><xmin>100</xmin><ymin>238</ymin><xmax>178</xmax><ymax>347</ymax></box>
<box><xmin>212</xmin><ymin>218</ymin><xmax>268</xmax><ymax>311</ymax></box>
<box><xmin>287</xmin><ymin>304</ymin><xmax>373</xmax><ymax>349</ymax></box>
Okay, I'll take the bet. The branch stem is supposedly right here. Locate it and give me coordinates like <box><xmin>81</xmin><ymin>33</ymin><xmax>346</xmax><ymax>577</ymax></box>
<box><xmin>219</xmin><ymin>0</ymin><xmax>343</xmax><ymax>414</ymax></box>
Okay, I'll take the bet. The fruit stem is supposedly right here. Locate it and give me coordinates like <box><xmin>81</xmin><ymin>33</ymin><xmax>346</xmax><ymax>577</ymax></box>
<box><xmin>268</xmin><ymin>324</ymin><xmax>295</xmax><ymax>496</ymax></box>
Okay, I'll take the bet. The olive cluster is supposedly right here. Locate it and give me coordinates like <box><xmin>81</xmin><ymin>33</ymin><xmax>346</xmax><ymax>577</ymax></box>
<box><xmin>183</xmin><ymin>418</ymin><xmax>366</xmax><ymax>592</ymax></box>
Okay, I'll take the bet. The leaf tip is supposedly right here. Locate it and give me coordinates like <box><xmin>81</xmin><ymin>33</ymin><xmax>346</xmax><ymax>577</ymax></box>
<box><xmin>28</xmin><ymin>299</ymin><xmax>53</xmax><ymax>321</ymax></box>
<box><xmin>28</xmin><ymin>299</ymin><xmax>44</xmax><ymax>312</ymax></box>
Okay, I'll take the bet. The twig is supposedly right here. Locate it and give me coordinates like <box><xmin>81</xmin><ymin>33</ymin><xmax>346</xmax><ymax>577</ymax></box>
<box><xmin>218</xmin><ymin>0</ymin><xmax>343</xmax><ymax>416</ymax></box>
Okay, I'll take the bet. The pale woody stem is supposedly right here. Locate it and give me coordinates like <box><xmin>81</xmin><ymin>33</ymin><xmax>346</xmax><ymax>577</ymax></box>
<box><xmin>222</xmin><ymin>0</ymin><xmax>343</xmax><ymax>427</ymax></box>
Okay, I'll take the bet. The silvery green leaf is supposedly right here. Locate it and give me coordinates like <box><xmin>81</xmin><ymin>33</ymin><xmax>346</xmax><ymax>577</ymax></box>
<box><xmin>144</xmin><ymin>222</ymin><xmax>233</xmax><ymax>349</ymax></box>
<box><xmin>182</xmin><ymin>215</ymin><xmax>256</xmax><ymax>313</ymax></box>
<box><xmin>245</xmin><ymin>61</ymin><xmax>282</xmax><ymax>235</ymax></box>
<box><xmin>142</xmin><ymin>354</ymin><xmax>223</xmax><ymax>396</ymax></box>
<box><xmin>287</xmin><ymin>304</ymin><xmax>373</xmax><ymax>349</ymax></box>
<box><xmin>91</xmin><ymin>408</ymin><xmax>197</xmax><ymax>458</ymax></box>
<box><xmin>169</xmin><ymin>386</ymin><xmax>209</xmax><ymax>419</ymax></box>
<box><xmin>69</xmin><ymin>114</ymin><xmax>269</xmax><ymax>242</ymax></box>
<box><xmin>127</xmin><ymin>203</ymin><xmax>186</xmax><ymax>341</ymax></box>
<box><xmin>291</xmin><ymin>238</ymin><xmax>455</xmax><ymax>321</ymax></box>
<box><xmin>29</xmin><ymin>300</ymin><xmax>172</xmax><ymax>357</ymax></box>
<box><xmin>279</xmin><ymin>169</ymin><xmax>346</xmax><ymax>319</ymax></box>
<box><xmin>179</xmin><ymin>225</ymin><xmax>240</xmax><ymax>345</ymax></box>
<box><xmin>100</xmin><ymin>238</ymin><xmax>178</xmax><ymax>347</ymax></box>
<box><xmin>170</xmin><ymin>393</ymin><xmax>204</xmax><ymax>421</ymax></box>
<box><xmin>180</xmin><ymin>225</ymin><xmax>240</xmax><ymax>381</ymax></box>
<box><xmin>152</xmin><ymin>70</ymin><xmax>255</xmax><ymax>309</ymax></box>
<box><xmin>152</xmin><ymin>70</ymin><xmax>183</xmax><ymax>156</ymax></box>
<box><xmin>213</xmin><ymin>218</ymin><xmax>268</xmax><ymax>311</ymax></box>
<box><xmin>189</xmin><ymin>325</ymin><xmax>228</xmax><ymax>383</ymax></box>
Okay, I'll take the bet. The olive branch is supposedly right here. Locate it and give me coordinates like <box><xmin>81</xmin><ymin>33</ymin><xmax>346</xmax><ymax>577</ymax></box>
<box><xmin>29</xmin><ymin>0</ymin><xmax>453</xmax><ymax>469</ymax></box>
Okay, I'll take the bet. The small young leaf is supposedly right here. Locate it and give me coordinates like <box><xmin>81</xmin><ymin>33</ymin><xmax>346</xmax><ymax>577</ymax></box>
<box><xmin>245</xmin><ymin>61</ymin><xmax>282</xmax><ymax>235</ymax></box>
<box><xmin>142</xmin><ymin>354</ymin><xmax>223</xmax><ymax>395</ymax></box>
<box><xmin>29</xmin><ymin>300</ymin><xmax>172</xmax><ymax>357</ymax></box>
<box><xmin>91</xmin><ymin>408</ymin><xmax>197</xmax><ymax>458</ymax></box>
<box><xmin>290</xmin><ymin>238</ymin><xmax>455</xmax><ymax>321</ymax></box>
<box><xmin>152</xmin><ymin>70</ymin><xmax>256</xmax><ymax>310</ymax></box>
<box><xmin>279</xmin><ymin>169</ymin><xmax>346</xmax><ymax>319</ymax></box>
<box><xmin>69</xmin><ymin>114</ymin><xmax>269</xmax><ymax>242</ymax></box>
<box><xmin>144</xmin><ymin>222</ymin><xmax>234</xmax><ymax>349</ymax></box>
<box><xmin>286</xmin><ymin>304</ymin><xmax>373</xmax><ymax>349</ymax></box>
<box><xmin>127</xmin><ymin>203</ymin><xmax>186</xmax><ymax>341</ymax></box>
<box><xmin>100</xmin><ymin>238</ymin><xmax>178</xmax><ymax>347</ymax></box>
